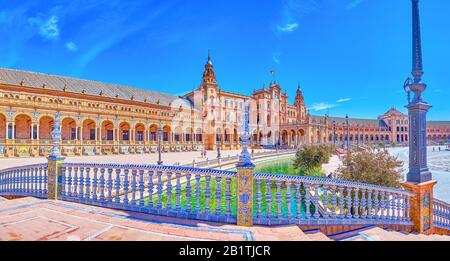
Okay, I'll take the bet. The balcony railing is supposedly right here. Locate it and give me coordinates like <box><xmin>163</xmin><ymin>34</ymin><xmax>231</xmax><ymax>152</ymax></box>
<box><xmin>433</xmin><ymin>198</ymin><xmax>450</xmax><ymax>230</ymax></box>
<box><xmin>0</xmin><ymin>164</ymin><xmax>48</xmax><ymax>199</ymax></box>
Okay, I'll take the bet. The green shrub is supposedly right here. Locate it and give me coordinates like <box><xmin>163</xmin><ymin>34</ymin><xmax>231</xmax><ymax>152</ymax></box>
<box><xmin>334</xmin><ymin>148</ymin><xmax>403</xmax><ymax>188</ymax></box>
<box><xmin>293</xmin><ymin>145</ymin><xmax>331</xmax><ymax>173</ymax></box>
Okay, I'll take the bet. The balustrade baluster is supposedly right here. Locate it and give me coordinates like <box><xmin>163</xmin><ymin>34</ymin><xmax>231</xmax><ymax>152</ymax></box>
<box><xmin>366</xmin><ymin>189</ymin><xmax>373</xmax><ymax>219</ymax></box>
<box><xmin>81</xmin><ymin>167</ymin><xmax>88</xmax><ymax>200</ymax></box>
<box><xmin>43</xmin><ymin>167</ymin><xmax>47</xmax><ymax>195</ymax></box>
<box><xmin>92</xmin><ymin>168</ymin><xmax>99</xmax><ymax>201</ymax></box>
<box><xmin>176</xmin><ymin>172</ymin><xmax>181</xmax><ymax>212</ymax></box>
<box><xmin>304</xmin><ymin>183</ymin><xmax>311</xmax><ymax>219</ymax></box>
<box><xmin>148</xmin><ymin>170</ymin><xmax>154</xmax><ymax>208</ymax></box>
<box><xmin>286</xmin><ymin>181</ymin><xmax>292</xmax><ymax>220</ymax></box>
<box><xmin>195</xmin><ymin>174</ymin><xmax>201</xmax><ymax>213</ymax></box>
<box><xmin>295</xmin><ymin>182</ymin><xmax>302</xmax><ymax>220</ymax></box>
<box><xmin>266</xmin><ymin>179</ymin><xmax>272</xmax><ymax>219</ymax></box>
<box><xmin>330</xmin><ymin>186</ymin><xmax>337</xmax><ymax>219</ymax></box>
<box><xmin>114</xmin><ymin>168</ymin><xmax>121</xmax><ymax>203</ymax></box>
<box><xmin>394</xmin><ymin>193</ymin><xmax>399</xmax><ymax>221</ymax></box>
<box><xmin>380</xmin><ymin>191</ymin><xmax>386</xmax><ymax>219</ymax></box>
<box><xmin>353</xmin><ymin>187</ymin><xmax>360</xmax><ymax>218</ymax></box>
<box><xmin>346</xmin><ymin>187</ymin><xmax>353</xmax><ymax>218</ymax></box>
<box><xmin>26</xmin><ymin>168</ymin><xmax>30</xmax><ymax>193</ymax></box>
<box><xmin>396</xmin><ymin>193</ymin><xmax>402</xmax><ymax>221</ymax></box>
<box><xmin>225</xmin><ymin>177</ymin><xmax>231</xmax><ymax>217</ymax></box>
<box><xmin>123</xmin><ymin>169</ymin><xmax>129</xmax><ymax>205</ymax></box>
<box><xmin>313</xmin><ymin>184</ymin><xmax>320</xmax><ymax>219</ymax></box>
<box><xmin>139</xmin><ymin>170</ymin><xmax>145</xmax><ymax>207</ymax></box>
<box><xmin>73</xmin><ymin>167</ymin><xmax>78</xmax><ymax>197</ymax></box>
<box><xmin>387</xmin><ymin>192</ymin><xmax>393</xmax><ymax>220</ymax></box>
<box><xmin>166</xmin><ymin>172</ymin><xmax>172</xmax><ymax>209</ymax></box>
<box><xmin>99</xmin><ymin>168</ymin><xmax>106</xmax><ymax>203</ymax></box>
<box><xmin>360</xmin><ymin>188</ymin><xmax>367</xmax><ymax>219</ymax></box>
<box><xmin>400</xmin><ymin>194</ymin><xmax>406</xmax><ymax>221</ymax></box>
<box><xmin>256</xmin><ymin>179</ymin><xmax>262</xmax><ymax>219</ymax></box>
<box><xmin>131</xmin><ymin>169</ymin><xmax>137</xmax><ymax>206</ymax></box>
<box><xmin>60</xmin><ymin>166</ymin><xmax>65</xmax><ymax>197</ymax></box>
<box><xmin>84</xmin><ymin>167</ymin><xmax>90</xmax><ymax>201</ymax></box>
<box><xmin>107</xmin><ymin>168</ymin><xmax>113</xmax><ymax>203</ymax></box>
<box><xmin>67</xmin><ymin>167</ymin><xmax>72</xmax><ymax>197</ymax></box>
<box><xmin>186</xmin><ymin>173</ymin><xmax>192</xmax><ymax>213</ymax></box>
<box><xmin>276</xmin><ymin>181</ymin><xmax>282</xmax><ymax>218</ymax></box>
<box><xmin>18</xmin><ymin>169</ymin><xmax>22</xmax><ymax>193</ymax></box>
<box><xmin>338</xmin><ymin>186</ymin><xmax>344</xmax><ymax>219</ymax></box>
<box><xmin>205</xmin><ymin>175</ymin><xmax>211</xmax><ymax>214</ymax></box>
<box><xmin>157</xmin><ymin>171</ymin><xmax>163</xmax><ymax>208</ymax></box>
<box><xmin>322</xmin><ymin>185</ymin><xmax>329</xmax><ymax>219</ymax></box>
<box><xmin>10</xmin><ymin>171</ymin><xmax>14</xmax><ymax>193</ymax></box>
<box><xmin>33</xmin><ymin>167</ymin><xmax>38</xmax><ymax>195</ymax></box>
<box><xmin>373</xmin><ymin>190</ymin><xmax>379</xmax><ymax>219</ymax></box>
<box><xmin>406</xmin><ymin>195</ymin><xmax>410</xmax><ymax>221</ymax></box>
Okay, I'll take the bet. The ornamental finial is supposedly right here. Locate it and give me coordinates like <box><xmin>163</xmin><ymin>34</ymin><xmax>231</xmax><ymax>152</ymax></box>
<box><xmin>50</xmin><ymin>111</ymin><xmax>62</xmax><ymax>158</ymax></box>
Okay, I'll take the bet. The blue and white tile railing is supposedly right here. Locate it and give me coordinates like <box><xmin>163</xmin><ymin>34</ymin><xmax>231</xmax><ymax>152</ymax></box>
<box><xmin>252</xmin><ymin>173</ymin><xmax>413</xmax><ymax>226</ymax></box>
<box><xmin>0</xmin><ymin>164</ymin><xmax>48</xmax><ymax>199</ymax></box>
<box><xmin>433</xmin><ymin>198</ymin><xmax>450</xmax><ymax>230</ymax></box>
<box><xmin>59</xmin><ymin>163</ymin><xmax>238</xmax><ymax>223</ymax></box>
<box><xmin>0</xmin><ymin>162</ymin><xmax>420</xmax><ymax>228</ymax></box>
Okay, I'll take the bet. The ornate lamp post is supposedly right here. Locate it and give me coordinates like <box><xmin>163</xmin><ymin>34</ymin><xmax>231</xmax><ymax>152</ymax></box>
<box><xmin>403</xmin><ymin>0</ymin><xmax>432</xmax><ymax>184</ymax></box>
<box><xmin>216</xmin><ymin>135</ymin><xmax>221</xmax><ymax>159</ymax></box>
<box><xmin>401</xmin><ymin>0</ymin><xmax>436</xmax><ymax>235</ymax></box>
<box><xmin>356</xmin><ymin>124</ymin><xmax>360</xmax><ymax>146</ymax></box>
<box><xmin>333</xmin><ymin>120</ymin><xmax>337</xmax><ymax>145</ymax></box>
<box><xmin>157</xmin><ymin>121</ymin><xmax>163</xmax><ymax>165</ymax></box>
<box><xmin>345</xmin><ymin>114</ymin><xmax>349</xmax><ymax>150</ymax></box>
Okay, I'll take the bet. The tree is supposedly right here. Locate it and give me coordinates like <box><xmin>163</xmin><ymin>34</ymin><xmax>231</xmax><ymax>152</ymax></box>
<box><xmin>293</xmin><ymin>145</ymin><xmax>331</xmax><ymax>177</ymax></box>
<box><xmin>334</xmin><ymin>148</ymin><xmax>403</xmax><ymax>188</ymax></box>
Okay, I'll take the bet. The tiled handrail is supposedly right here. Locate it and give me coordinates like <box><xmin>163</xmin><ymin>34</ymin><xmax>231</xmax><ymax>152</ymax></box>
<box><xmin>253</xmin><ymin>172</ymin><xmax>413</xmax><ymax>226</ymax></box>
<box><xmin>59</xmin><ymin>163</ymin><xmax>237</xmax><ymax>223</ymax></box>
<box><xmin>433</xmin><ymin>198</ymin><xmax>450</xmax><ymax>230</ymax></box>
<box><xmin>0</xmin><ymin>163</ymin><xmax>48</xmax><ymax>199</ymax></box>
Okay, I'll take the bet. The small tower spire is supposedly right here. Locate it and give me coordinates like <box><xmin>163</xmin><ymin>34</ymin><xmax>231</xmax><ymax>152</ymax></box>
<box><xmin>207</xmin><ymin>49</ymin><xmax>212</xmax><ymax>65</ymax></box>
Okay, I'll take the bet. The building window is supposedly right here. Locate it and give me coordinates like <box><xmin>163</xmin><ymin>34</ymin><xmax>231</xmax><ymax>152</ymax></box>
<box><xmin>71</xmin><ymin>128</ymin><xmax>76</xmax><ymax>140</ymax></box>
<box><xmin>90</xmin><ymin>129</ymin><xmax>96</xmax><ymax>140</ymax></box>
<box><xmin>122</xmin><ymin>130</ymin><xmax>129</xmax><ymax>141</ymax></box>
<box><xmin>136</xmin><ymin>131</ymin><xmax>143</xmax><ymax>141</ymax></box>
<box><xmin>163</xmin><ymin>132</ymin><xmax>169</xmax><ymax>141</ymax></box>
<box><xmin>107</xmin><ymin>130</ymin><xmax>114</xmax><ymax>141</ymax></box>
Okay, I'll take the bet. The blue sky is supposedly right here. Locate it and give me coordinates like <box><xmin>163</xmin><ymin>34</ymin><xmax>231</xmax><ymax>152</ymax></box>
<box><xmin>0</xmin><ymin>0</ymin><xmax>449</xmax><ymax>120</ymax></box>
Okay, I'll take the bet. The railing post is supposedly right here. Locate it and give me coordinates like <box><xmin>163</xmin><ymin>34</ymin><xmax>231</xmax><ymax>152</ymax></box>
<box><xmin>47</xmin><ymin>111</ymin><xmax>64</xmax><ymax>200</ymax></box>
<box><xmin>236</xmin><ymin>101</ymin><xmax>254</xmax><ymax>227</ymax></box>
<box><xmin>401</xmin><ymin>180</ymin><xmax>437</xmax><ymax>234</ymax></box>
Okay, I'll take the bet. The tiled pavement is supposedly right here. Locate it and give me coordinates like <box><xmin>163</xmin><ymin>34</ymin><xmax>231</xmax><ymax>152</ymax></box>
<box><xmin>0</xmin><ymin>197</ymin><xmax>310</xmax><ymax>241</ymax></box>
<box><xmin>0</xmin><ymin>149</ymin><xmax>263</xmax><ymax>170</ymax></box>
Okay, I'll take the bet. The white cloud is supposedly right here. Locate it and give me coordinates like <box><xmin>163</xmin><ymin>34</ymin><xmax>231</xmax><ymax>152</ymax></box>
<box><xmin>337</xmin><ymin>98</ymin><xmax>352</xmax><ymax>103</ymax></box>
<box><xmin>346</xmin><ymin>0</ymin><xmax>364</xmax><ymax>11</ymax></box>
<box><xmin>310</xmin><ymin>102</ymin><xmax>337</xmax><ymax>111</ymax></box>
<box><xmin>28</xmin><ymin>15</ymin><xmax>60</xmax><ymax>40</ymax></box>
<box><xmin>277</xmin><ymin>22</ymin><xmax>299</xmax><ymax>33</ymax></box>
<box><xmin>65</xmin><ymin>42</ymin><xmax>78</xmax><ymax>52</ymax></box>
<box><xmin>272</xmin><ymin>52</ymin><xmax>281</xmax><ymax>64</ymax></box>
<box><xmin>39</xmin><ymin>15</ymin><xmax>59</xmax><ymax>40</ymax></box>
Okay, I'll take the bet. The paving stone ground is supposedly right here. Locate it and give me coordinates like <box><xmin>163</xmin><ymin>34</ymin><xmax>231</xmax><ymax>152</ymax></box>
<box><xmin>0</xmin><ymin>149</ymin><xmax>268</xmax><ymax>170</ymax></box>
<box><xmin>0</xmin><ymin>197</ymin><xmax>309</xmax><ymax>241</ymax></box>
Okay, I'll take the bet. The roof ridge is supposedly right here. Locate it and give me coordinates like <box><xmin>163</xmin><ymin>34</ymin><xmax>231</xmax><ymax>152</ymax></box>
<box><xmin>0</xmin><ymin>67</ymin><xmax>195</xmax><ymax>107</ymax></box>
